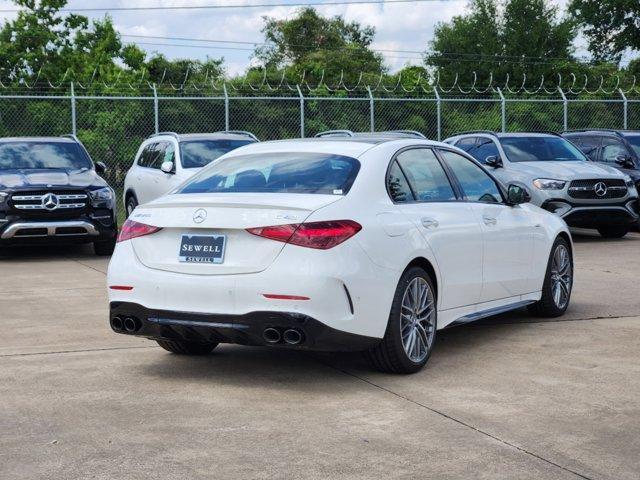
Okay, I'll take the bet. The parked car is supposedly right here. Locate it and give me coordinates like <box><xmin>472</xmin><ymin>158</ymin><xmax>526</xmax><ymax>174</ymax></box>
<box><xmin>0</xmin><ymin>135</ymin><xmax>117</xmax><ymax>255</ymax></box>
<box><xmin>108</xmin><ymin>135</ymin><xmax>573</xmax><ymax>373</ymax></box>
<box><xmin>562</xmin><ymin>129</ymin><xmax>640</xmax><ymax>190</ymax></box>
<box><xmin>123</xmin><ymin>131</ymin><xmax>258</xmax><ymax>215</ymax></box>
<box><xmin>444</xmin><ymin>131</ymin><xmax>639</xmax><ymax>238</ymax></box>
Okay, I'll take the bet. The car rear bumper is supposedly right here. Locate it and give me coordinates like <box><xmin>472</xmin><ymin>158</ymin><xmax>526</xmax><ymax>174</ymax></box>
<box><xmin>110</xmin><ymin>301</ymin><xmax>380</xmax><ymax>352</ymax></box>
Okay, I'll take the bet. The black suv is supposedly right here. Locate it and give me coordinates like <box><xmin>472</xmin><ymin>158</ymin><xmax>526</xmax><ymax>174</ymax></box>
<box><xmin>0</xmin><ymin>136</ymin><xmax>117</xmax><ymax>255</ymax></box>
<box><xmin>562</xmin><ymin>130</ymin><xmax>640</xmax><ymax>190</ymax></box>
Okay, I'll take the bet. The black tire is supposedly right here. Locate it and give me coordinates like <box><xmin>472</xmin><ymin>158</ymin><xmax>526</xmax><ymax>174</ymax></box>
<box><xmin>126</xmin><ymin>195</ymin><xmax>138</xmax><ymax>217</ymax></box>
<box><xmin>365</xmin><ymin>267</ymin><xmax>437</xmax><ymax>374</ymax></box>
<box><xmin>597</xmin><ymin>226</ymin><xmax>629</xmax><ymax>238</ymax></box>
<box><xmin>156</xmin><ymin>339</ymin><xmax>218</xmax><ymax>355</ymax></box>
<box><xmin>528</xmin><ymin>237</ymin><xmax>573</xmax><ymax>318</ymax></box>
<box><xmin>93</xmin><ymin>239</ymin><xmax>116</xmax><ymax>256</ymax></box>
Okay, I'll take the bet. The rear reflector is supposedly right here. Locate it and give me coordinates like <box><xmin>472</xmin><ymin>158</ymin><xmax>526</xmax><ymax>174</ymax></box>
<box><xmin>263</xmin><ymin>294</ymin><xmax>310</xmax><ymax>301</ymax></box>
<box><xmin>109</xmin><ymin>285</ymin><xmax>134</xmax><ymax>291</ymax></box>
<box><xmin>117</xmin><ymin>219</ymin><xmax>162</xmax><ymax>243</ymax></box>
<box><xmin>247</xmin><ymin>220</ymin><xmax>361</xmax><ymax>250</ymax></box>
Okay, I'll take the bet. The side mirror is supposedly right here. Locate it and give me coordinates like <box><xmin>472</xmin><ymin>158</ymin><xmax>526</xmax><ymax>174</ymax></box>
<box><xmin>160</xmin><ymin>161</ymin><xmax>175</xmax><ymax>174</ymax></box>
<box><xmin>615</xmin><ymin>155</ymin><xmax>635</xmax><ymax>169</ymax></box>
<box><xmin>95</xmin><ymin>161</ymin><xmax>107</xmax><ymax>174</ymax></box>
<box><xmin>507</xmin><ymin>184</ymin><xmax>531</xmax><ymax>205</ymax></box>
<box><xmin>485</xmin><ymin>155</ymin><xmax>503</xmax><ymax>168</ymax></box>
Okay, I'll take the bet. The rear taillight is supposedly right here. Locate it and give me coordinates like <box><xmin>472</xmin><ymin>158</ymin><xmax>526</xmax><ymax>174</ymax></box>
<box><xmin>117</xmin><ymin>219</ymin><xmax>162</xmax><ymax>243</ymax></box>
<box><xmin>247</xmin><ymin>220</ymin><xmax>361</xmax><ymax>250</ymax></box>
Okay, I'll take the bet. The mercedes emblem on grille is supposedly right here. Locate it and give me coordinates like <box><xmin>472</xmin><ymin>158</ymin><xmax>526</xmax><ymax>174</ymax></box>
<box><xmin>42</xmin><ymin>193</ymin><xmax>60</xmax><ymax>211</ymax></box>
<box><xmin>193</xmin><ymin>209</ymin><xmax>207</xmax><ymax>224</ymax></box>
<box><xmin>594</xmin><ymin>182</ymin><xmax>608</xmax><ymax>197</ymax></box>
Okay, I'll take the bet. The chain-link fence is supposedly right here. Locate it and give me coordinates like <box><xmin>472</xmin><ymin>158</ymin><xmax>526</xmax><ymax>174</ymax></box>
<box><xmin>1</xmin><ymin>88</ymin><xmax>639</xmax><ymax>220</ymax></box>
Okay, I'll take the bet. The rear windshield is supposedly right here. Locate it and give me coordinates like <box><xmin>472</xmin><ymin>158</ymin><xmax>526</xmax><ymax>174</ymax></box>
<box><xmin>180</xmin><ymin>139</ymin><xmax>254</xmax><ymax>168</ymax></box>
<box><xmin>500</xmin><ymin>137</ymin><xmax>586</xmax><ymax>162</ymax></box>
<box><xmin>178</xmin><ymin>152</ymin><xmax>361</xmax><ymax>195</ymax></box>
<box><xmin>0</xmin><ymin>141</ymin><xmax>93</xmax><ymax>170</ymax></box>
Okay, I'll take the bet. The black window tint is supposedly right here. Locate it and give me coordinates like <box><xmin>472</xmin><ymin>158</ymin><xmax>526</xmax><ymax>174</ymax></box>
<box><xmin>387</xmin><ymin>161</ymin><xmax>414</xmax><ymax>202</ymax></box>
<box><xmin>567</xmin><ymin>136</ymin><xmax>599</xmax><ymax>161</ymax></box>
<box><xmin>455</xmin><ymin>137</ymin><xmax>477</xmax><ymax>152</ymax></box>
<box><xmin>396</xmin><ymin>149</ymin><xmax>456</xmax><ymax>202</ymax></box>
<box><xmin>440</xmin><ymin>150</ymin><xmax>503</xmax><ymax>203</ymax></box>
<box><xmin>601</xmin><ymin>137</ymin><xmax>630</xmax><ymax>163</ymax></box>
<box><xmin>139</xmin><ymin>142</ymin><xmax>165</xmax><ymax>169</ymax></box>
<box><xmin>467</xmin><ymin>139</ymin><xmax>500</xmax><ymax>164</ymax></box>
<box><xmin>137</xmin><ymin>144</ymin><xmax>155</xmax><ymax>167</ymax></box>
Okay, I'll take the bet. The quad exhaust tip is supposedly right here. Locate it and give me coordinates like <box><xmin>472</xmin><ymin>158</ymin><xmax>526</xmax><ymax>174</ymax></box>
<box><xmin>123</xmin><ymin>317</ymin><xmax>140</xmax><ymax>333</ymax></box>
<box><xmin>283</xmin><ymin>328</ymin><xmax>303</xmax><ymax>345</ymax></box>
<box><xmin>111</xmin><ymin>316</ymin><xmax>123</xmax><ymax>331</ymax></box>
<box><xmin>263</xmin><ymin>327</ymin><xmax>281</xmax><ymax>344</ymax></box>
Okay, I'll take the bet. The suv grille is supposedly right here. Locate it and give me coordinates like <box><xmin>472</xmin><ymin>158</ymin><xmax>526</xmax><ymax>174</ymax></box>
<box><xmin>9</xmin><ymin>189</ymin><xmax>88</xmax><ymax>211</ymax></box>
<box><xmin>568</xmin><ymin>179</ymin><xmax>627</xmax><ymax>200</ymax></box>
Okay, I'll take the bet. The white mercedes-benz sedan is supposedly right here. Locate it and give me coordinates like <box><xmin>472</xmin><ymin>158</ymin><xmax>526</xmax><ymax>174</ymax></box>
<box><xmin>107</xmin><ymin>136</ymin><xmax>573</xmax><ymax>373</ymax></box>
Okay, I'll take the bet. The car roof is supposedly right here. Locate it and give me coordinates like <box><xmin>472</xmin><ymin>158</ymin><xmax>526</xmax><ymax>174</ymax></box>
<box><xmin>446</xmin><ymin>131</ymin><xmax>561</xmax><ymax>142</ymax></box>
<box><xmin>563</xmin><ymin>129</ymin><xmax>640</xmax><ymax>138</ymax></box>
<box><xmin>0</xmin><ymin>136</ymin><xmax>77</xmax><ymax>143</ymax></box>
<box><xmin>150</xmin><ymin>132</ymin><xmax>257</xmax><ymax>142</ymax></box>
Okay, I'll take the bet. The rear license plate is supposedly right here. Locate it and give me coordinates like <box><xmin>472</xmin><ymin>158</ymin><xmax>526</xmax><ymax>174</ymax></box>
<box><xmin>179</xmin><ymin>234</ymin><xmax>226</xmax><ymax>264</ymax></box>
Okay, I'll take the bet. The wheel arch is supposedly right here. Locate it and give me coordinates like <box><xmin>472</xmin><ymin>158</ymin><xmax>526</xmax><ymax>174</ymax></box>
<box><xmin>556</xmin><ymin>230</ymin><xmax>573</xmax><ymax>259</ymax></box>
<box><xmin>402</xmin><ymin>257</ymin><xmax>439</xmax><ymax>301</ymax></box>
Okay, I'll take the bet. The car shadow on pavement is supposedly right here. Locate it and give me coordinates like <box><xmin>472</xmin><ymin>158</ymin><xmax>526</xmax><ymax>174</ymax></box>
<box><xmin>0</xmin><ymin>243</ymin><xmax>97</xmax><ymax>260</ymax></box>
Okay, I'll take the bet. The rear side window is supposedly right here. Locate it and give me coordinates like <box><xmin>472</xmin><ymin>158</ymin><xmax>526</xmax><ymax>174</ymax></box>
<box><xmin>439</xmin><ymin>150</ymin><xmax>503</xmax><ymax>203</ymax></box>
<box><xmin>180</xmin><ymin>139</ymin><xmax>254</xmax><ymax>169</ymax></box>
<box><xmin>387</xmin><ymin>161</ymin><xmax>413</xmax><ymax>202</ymax></box>
<box><xmin>179</xmin><ymin>152</ymin><xmax>360</xmax><ymax>195</ymax></box>
<box><xmin>393</xmin><ymin>148</ymin><xmax>456</xmax><ymax>202</ymax></box>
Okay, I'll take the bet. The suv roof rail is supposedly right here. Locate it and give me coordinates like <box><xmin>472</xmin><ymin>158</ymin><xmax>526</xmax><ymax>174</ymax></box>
<box><xmin>315</xmin><ymin>130</ymin><xmax>355</xmax><ymax>138</ymax></box>
<box><xmin>384</xmin><ymin>130</ymin><xmax>427</xmax><ymax>139</ymax></box>
<box><xmin>451</xmin><ymin>130</ymin><xmax>499</xmax><ymax>137</ymax></box>
<box><xmin>60</xmin><ymin>134</ymin><xmax>81</xmax><ymax>142</ymax></box>
<box><xmin>150</xmin><ymin>131</ymin><xmax>180</xmax><ymax>139</ymax></box>
<box><xmin>212</xmin><ymin>130</ymin><xmax>259</xmax><ymax>141</ymax></box>
<box><xmin>562</xmin><ymin>129</ymin><xmax>625</xmax><ymax>136</ymax></box>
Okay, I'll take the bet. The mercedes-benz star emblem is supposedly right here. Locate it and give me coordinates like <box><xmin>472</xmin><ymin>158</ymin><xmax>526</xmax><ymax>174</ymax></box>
<box><xmin>193</xmin><ymin>209</ymin><xmax>207</xmax><ymax>224</ymax></box>
<box><xmin>594</xmin><ymin>182</ymin><xmax>608</xmax><ymax>197</ymax></box>
<box><xmin>42</xmin><ymin>193</ymin><xmax>60</xmax><ymax>211</ymax></box>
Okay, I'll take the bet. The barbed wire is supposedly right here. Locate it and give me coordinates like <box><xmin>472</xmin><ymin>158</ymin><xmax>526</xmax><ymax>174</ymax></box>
<box><xmin>0</xmin><ymin>66</ymin><xmax>638</xmax><ymax>96</ymax></box>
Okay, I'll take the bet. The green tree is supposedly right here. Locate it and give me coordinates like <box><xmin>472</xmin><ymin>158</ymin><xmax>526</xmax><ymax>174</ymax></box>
<box><xmin>426</xmin><ymin>0</ymin><xmax>577</xmax><ymax>87</ymax></box>
<box><xmin>569</xmin><ymin>0</ymin><xmax>640</xmax><ymax>62</ymax></box>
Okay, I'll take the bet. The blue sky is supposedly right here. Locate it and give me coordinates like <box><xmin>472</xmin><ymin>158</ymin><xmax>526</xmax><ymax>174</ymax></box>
<box><xmin>0</xmin><ymin>0</ymin><xmax>608</xmax><ymax>77</ymax></box>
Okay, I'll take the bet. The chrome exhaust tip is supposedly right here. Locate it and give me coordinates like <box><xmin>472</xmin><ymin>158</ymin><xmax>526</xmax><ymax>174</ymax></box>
<box><xmin>111</xmin><ymin>316</ymin><xmax>123</xmax><ymax>331</ymax></box>
<box><xmin>283</xmin><ymin>328</ymin><xmax>303</xmax><ymax>345</ymax></box>
<box><xmin>263</xmin><ymin>327</ymin><xmax>281</xmax><ymax>344</ymax></box>
<box><xmin>123</xmin><ymin>317</ymin><xmax>139</xmax><ymax>333</ymax></box>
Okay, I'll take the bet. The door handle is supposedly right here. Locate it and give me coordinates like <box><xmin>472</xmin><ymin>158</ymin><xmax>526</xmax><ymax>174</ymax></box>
<box><xmin>483</xmin><ymin>216</ymin><xmax>497</xmax><ymax>226</ymax></box>
<box><xmin>421</xmin><ymin>217</ymin><xmax>439</xmax><ymax>229</ymax></box>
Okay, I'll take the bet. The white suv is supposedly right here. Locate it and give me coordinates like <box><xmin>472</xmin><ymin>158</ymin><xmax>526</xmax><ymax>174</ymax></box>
<box><xmin>123</xmin><ymin>131</ymin><xmax>257</xmax><ymax>215</ymax></box>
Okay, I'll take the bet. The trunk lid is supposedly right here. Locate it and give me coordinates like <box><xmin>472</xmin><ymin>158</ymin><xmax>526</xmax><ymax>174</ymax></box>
<box><xmin>130</xmin><ymin>193</ymin><xmax>343</xmax><ymax>275</ymax></box>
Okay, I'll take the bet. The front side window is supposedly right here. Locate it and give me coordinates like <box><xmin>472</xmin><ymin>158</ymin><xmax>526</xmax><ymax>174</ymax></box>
<box><xmin>567</xmin><ymin>136</ymin><xmax>600</xmax><ymax>161</ymax></box>
<box><xmin>0</xmin><ymin>142</ymin><xmax>93</xmax><ymax>170</ymax></box>
<box><xmin>626</xmin><ymin>136</ymin><xmax>640</xmax><ymax>159</ymax></box>
<box><xmin>601</xmin><ymin>138</ymin><xmax>630</xmax><ymax>163</ymax></box>
<box><xmin>179</xmin><ymin>152</ymin><xmax>360</xmax><ymax>195</ymax></box>
<box><xmin>466</xmin><ymin>139</ymin><xmax>500</xmax><ymax>164</ymax></box>
<box><xmin>455</xmin><ymin>137</ymin><xmax>477</xmax><ymax>152</ymax></box>
<box><xmin>439</xmin><ymin>150</ymin><xmax>503</xmax><ymax>203</ymax></box>
<box><xmin>180</xmin><ymin>140</ymin><xmax>254</xmax><ymax>169</ymax></box>
<box><xmin>500</xmin><ymin>136</ymin><xmax>586</xmax><ymax>162</ymax></box>
<box><xmin>394</xmin><ymin>148</ymin><xmax>456</xmax><ymax>202</ymax></box>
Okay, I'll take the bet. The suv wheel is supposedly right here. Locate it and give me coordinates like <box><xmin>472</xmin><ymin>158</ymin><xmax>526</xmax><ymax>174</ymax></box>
<box><xmin>528</xmin><ymin>237</ymin><xmax>573</xmax><ymax>317</ymax></box>
<box><xmin>93</xmin><ymin>239</ymin><xmax>116</xmax><ymax>256</ymax></box>
<box><xmin>126</xmin><ymin>195</ymin><xmax>138</xmax><ymax>217</ymax></box>
<box><xmin>366</xmin><ymin>267</ymin><xmax>437</xmax><ymax>374</ymax></box>
<box><xmin>597</xmin><ymin>226</ymin><xmax>629</xmax><ymax>238</ymax></box>
<box><xmin>156</xmin><ymin>340</ymin><xmax>218</xmax><ymax>355</ymax></box>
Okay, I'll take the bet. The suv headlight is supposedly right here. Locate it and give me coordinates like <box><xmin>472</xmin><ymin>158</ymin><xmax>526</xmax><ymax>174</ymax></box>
<box><xmin>89</xmin><ymin>187</ymin><xmax>114</xmax><ymax>206</ymax></box>
<box><xmin>533</xmin><ymin>179</ymin><xmax>566</xmax><ymax>190</ymax></box>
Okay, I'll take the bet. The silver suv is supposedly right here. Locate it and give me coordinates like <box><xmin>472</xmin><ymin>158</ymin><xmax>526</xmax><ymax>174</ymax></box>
<box><xmin>444</xmin><ymin>131</ymin><xmax>639</xmax><ymax>238</ymax></box>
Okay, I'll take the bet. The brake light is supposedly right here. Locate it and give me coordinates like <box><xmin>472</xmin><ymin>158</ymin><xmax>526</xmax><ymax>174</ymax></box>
<box><xmin>117</xmin><ymin>219</ymin><xmax>162</xmax><ymax>242</ymax></box>
<box><xmin>247</xmin><ymin>220</ymin><xmax>361</xmax><ymax>250</ymax></box>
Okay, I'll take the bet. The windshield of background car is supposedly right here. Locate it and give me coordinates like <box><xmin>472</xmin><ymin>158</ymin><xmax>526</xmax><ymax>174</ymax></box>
<box><xmin>0</xmin><ymin>142</ymin><xmax>93</xmax><ymax>170</ymax></box>
<box><xmin>180</xmin><ymin>139</ymin><xmax>254</xmax><ymax>168</ymax></box>
<box><xmin>500</xmin><ymin>137</ymin><xmax>587</xmax><ymax>162</ymax></box>
<box><xmin>178</xmin><ymin>152</ymin><xmax>361</xmax><ymax>195</ymax></box>
<box><xmin>626</xmin><ymin>136</ymin><xmax>640</xmax><ymax>158</ymax></box>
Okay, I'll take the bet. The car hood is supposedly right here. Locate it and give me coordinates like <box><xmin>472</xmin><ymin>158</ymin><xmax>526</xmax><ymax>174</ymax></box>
<box><xmin>0</xmin><ymin>168</ymin><xmax>108</xmax><ymax>190</ymax></box>
<box><xmin>511</xmin><ymin>161</ymin><xmax>625</xmax><ymax>180</ymax></box>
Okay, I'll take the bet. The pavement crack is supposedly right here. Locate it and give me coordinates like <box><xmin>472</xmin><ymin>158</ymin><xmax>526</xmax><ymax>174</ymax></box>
<box><xmin>0</xmin><ymin>345</ymin><xmax>157</xmax><ymax>358</ymax></box>
<box><xmin>317</xmin><ymin>358</ymin><xmax>593</xmax><ymax>480</ymax></box>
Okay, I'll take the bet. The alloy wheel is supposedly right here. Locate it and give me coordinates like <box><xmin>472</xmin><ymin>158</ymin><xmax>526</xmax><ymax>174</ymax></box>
<box><xmin>400</xmin><ymin>277</ymin><xmax>436</xmax><ymax>363</ymax></box>
<box><xmin>550</xmin><ymin>244</ymin><xmax>572</xmax><ymax>309</ymax></box>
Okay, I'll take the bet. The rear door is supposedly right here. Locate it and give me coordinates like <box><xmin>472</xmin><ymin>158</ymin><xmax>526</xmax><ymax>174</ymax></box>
<box><xmin>438</xmin><ymin>149</ymin><xmax>535</xmax><ymax>300</ymax></box>
<box><xmin>388</xmin><ymin>147</ymin><xmax>483</xmax><ymax>310</ymax></box>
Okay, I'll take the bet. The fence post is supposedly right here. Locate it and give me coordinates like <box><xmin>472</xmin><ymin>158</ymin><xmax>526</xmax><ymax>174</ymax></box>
<box><xmin>152</xmin><ymin>83</ymin><xmax>159</xmax><ymax>134</ymax></box>
<box><xmin>70</xmin><ymin>82</ymin><xmax>77</xmax><ymax>136</ymax></box>
<box><xmin>497</xmin><ymin>87</ymin><xmax>506</xmax><ymax>133</ymax></box>
<box><xmin>434</xmin><ymin>87</ymin><xmax>441</xmax><ymax>141</ymax></box>
<box><xmin>223</xmin><ymin>83</ymin><xmax>230</xmax><ymax>132</ymax></box>
<box><xmin>367</xmin><ymin>86</ymin><xmax>374</xmax><ymax>132</ymax></box>
<box><xmin>619</xmin><ymin>88</ymin><xmax>628</xmax><ymax>129</ymax></box>
<box><xmin>296</xmin><ymin>84</ymin><xmax>305</xmax><ymax>138</ymax></box>
<box><xmin>558</xmin><ymin>86</ymin><xmax>568</xmax><ymax>131</ymax></box>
